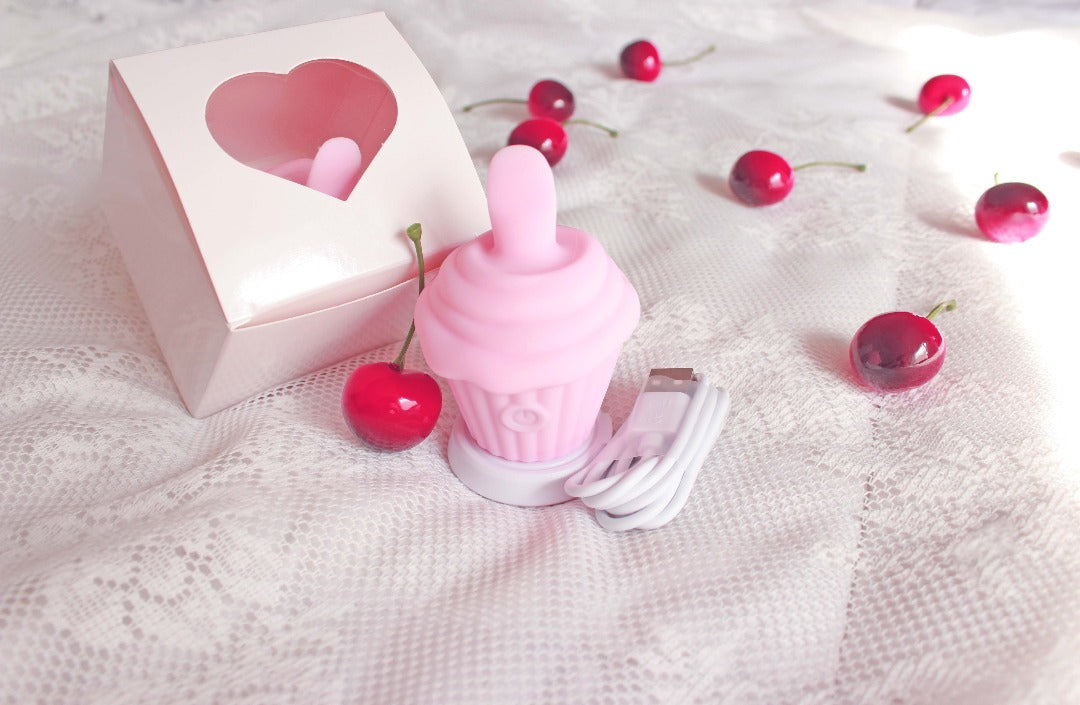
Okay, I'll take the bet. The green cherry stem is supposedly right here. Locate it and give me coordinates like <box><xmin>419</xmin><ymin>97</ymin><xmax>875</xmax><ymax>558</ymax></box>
<box><xmin>925</xmin><ymin>299</ymin><xmax>957</xmax><ymax>321</ymax></box>
<box><xmin>792</xmin><ymin>161</ymin><xmax>867</xmax><ymax>172</ymax></box>
<box><xmin>994</xmin><ymin>172</ymin><xmax>1000</xmax><ymax>185</ymax></box>
<box><xmin>665</xmin><ymin>44</ymin><xmax>717</xmax><ymax>67</ymax></box>
<box><xmin>391</xmin><ymin>223</ymin><xmax>426</xmax><ymax>369</ymax></box>
<box><xmin>905</xmin><ymin>95</ymin><xmax>955</xmax><ymax>133</ymax></box>
<box><xmin>461</xmin><ymin>97</ymin><xmax>527</xmax><ymax>112</ymax></box>
<box><xmin>564</xmin><ymin>118</ymin><xmax>619</xmax><ymax>138</ymax></box>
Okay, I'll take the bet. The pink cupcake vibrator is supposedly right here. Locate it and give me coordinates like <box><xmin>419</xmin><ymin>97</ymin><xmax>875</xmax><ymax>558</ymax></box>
<box><xmin>415</xmin><ymin>145</ymin><xmax>729</xmax><ymax>526</ymax></box>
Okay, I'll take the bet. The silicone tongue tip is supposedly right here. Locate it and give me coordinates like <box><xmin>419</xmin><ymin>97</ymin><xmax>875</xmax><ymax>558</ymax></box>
<box><xmin>306</xmin><ymin>137</ymin><xmax>362</xmax><ymax>200</ymax></box>
<box><xmin>487</xmin><ymin>145</ymin><xmax>560</xmax><ymax>271</ymax></box>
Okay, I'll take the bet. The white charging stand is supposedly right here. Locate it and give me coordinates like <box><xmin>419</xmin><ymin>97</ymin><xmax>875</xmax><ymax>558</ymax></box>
<box><xmin>447</xmin><ymin>414</ymin><xmax>613</xmax><ymax>507</ymax></box>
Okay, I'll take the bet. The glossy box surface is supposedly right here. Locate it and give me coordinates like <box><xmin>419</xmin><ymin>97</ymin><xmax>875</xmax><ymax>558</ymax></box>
<box><xmin>101</xmin><ymin>12</ymin><xmax>489</xmax><ymax>416</ymax></box>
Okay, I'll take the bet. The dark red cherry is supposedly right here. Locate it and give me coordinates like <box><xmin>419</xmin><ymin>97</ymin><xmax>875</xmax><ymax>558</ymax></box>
<box><xmin>850</xmin><ymin>301</ymin><xmax>956</xmax><ymax>392</ymax></box>
<box><xmin>975</xmin><ymin>181</ymin><xmax>1049</xmax><ymax>243</ymax></box>
<box><xmin>619</xmin><ymin>40</ymin><xmax>715</xmax><ymax>82</ymax></box>
<box><xmin>728</xmin><ymin>150</ymin><xmax>866</xmax><ymax>206</ymax></box>
<box><xmin>620</xmin><ymin>40</ymin><xmax>662</xmax><ymax>81</ymax></box>
<box><xmin>527</xmin><ymin>80</ymin><xmax>575</xmax><ymax>122</ymax></box>
<box><xmin>508</xmin><ymin>118</ymin><xmax>568</xmax><ymax>166</ymax></box>
<box><xmin>462</xmin><ymin>79</ymin><xmax>576</xmax><ymax>122</ymax></box>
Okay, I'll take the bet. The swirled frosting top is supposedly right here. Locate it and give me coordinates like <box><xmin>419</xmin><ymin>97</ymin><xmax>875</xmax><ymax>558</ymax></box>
<box><xmin>414</xmin><ymin>145</ymin><xmax>639</xmax><ymax>393</ymax></box>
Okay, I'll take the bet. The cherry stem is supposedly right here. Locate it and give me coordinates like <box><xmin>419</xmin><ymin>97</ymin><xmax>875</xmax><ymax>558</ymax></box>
<box><xmin>461</xmin><ymin>97</ymin><xmax>527</xmax><ymax>113</ymax></box>
<box><xmin>925</xmin><ymin>299</ymin><xmax>957</xmax><ymax>321</ymax></box>
<box><xmin>665</xmin><ymin>44</ymin><xmax>717</xmax><ymax>67</ymax></box>
<box><xmin>904</xmin><ymin>95</ymin><xmax>955</xmax><ymax>133</ymax></box>
<box><xmin>994</xmin><ymin>172</ymin><xmax>1000</xmax><ymax>185</ymax></box>
<box><xmin>391</xmin><ymin>223</ymin><xmax>426</xmax><ymax>369</ymax></box>
<box><xmin>791</xmin><ymin>161</ymin><xmax>867</xmax><ymax>172</ymax></box>
<box><xmin>564</xmin><ymin>118</ymin><xmax>619</xmax><ymax>138</ymax></box>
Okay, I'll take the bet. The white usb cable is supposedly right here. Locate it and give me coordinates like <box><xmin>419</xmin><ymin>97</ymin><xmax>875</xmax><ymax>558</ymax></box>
<box><xmin>563</xmin><ymin>369</ymin><xmax>730</xmax><ymax>531</ymax></box>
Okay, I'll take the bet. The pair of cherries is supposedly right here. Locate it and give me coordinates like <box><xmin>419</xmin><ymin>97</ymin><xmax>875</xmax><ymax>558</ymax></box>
<box><xmin>908</xmin><ymin>74</ymin><xmax>1050</xmax><ymax>244</ymax></box>
<box><xmin>725</xmin><ymin>77</ymin><xmax>972</xmax><ymax>207</ymax></box>
<box><xmin>464</xmin><ymin>79</ymin><xmax>617</xmax><ymax>166</ymax></box>
<box><xmin>724</xmin><ymin>150</ymin><xmax>960</xmax><ymax>393</ymax></box>
<box><xmin>722</xmin><ymin>150</ymin><xmax>952</xmax><ymax>393</ymax></box>
<box><xmin>727</xmin><ymin>147</ymin><xmax>1049</xmax><ymax>246</ymax></box>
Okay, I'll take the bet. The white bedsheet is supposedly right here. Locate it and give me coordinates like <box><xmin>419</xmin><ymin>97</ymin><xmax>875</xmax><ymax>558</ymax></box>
<box><xmin>2</xmin><ymin>1</ymin><xmax>1078</xmax><ymax>703</ymax></box>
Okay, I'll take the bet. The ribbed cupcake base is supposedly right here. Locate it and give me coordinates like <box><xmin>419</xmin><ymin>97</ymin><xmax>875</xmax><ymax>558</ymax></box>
<box><xmin>447</xmin><ymin>351</ymin><xmax>621</xmax><ymax>463</ymax></box>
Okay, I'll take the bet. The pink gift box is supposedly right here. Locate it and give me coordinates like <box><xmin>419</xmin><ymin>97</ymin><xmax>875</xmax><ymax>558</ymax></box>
<box><xmin>101</xmin><ymin>12</ymin><xmax>489</xmax><ymax>417</ymax></box>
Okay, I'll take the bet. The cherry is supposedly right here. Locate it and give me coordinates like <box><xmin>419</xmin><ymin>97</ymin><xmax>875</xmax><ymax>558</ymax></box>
<box><xmin>527</xmin><ymin>80</ymin><xmax>574</xmax><ymax>121</ymax></box>
<box><xmin>342</xmin><ymin>362</ymin><xmax>441</xmax><ymax>450</ymax></box>
<box><xmin>850</xmin><ymin>300</ymin><xmax>956</xmax><ymax>392</ymax></box>
<box><xmin>620</xmin><ymin>40</ymin><xmax>661</xmax><ymax>81</ymax></box>
<box><xmin>975</xmin><ymin>176</ymin><xmax>1049</xmax><ymax>243</ymax></box>
<box><xmin>728</xmin><ymin>150</ymin><xmax>866</xmax><ymax>206</ymax></box>
<box><xmin>463</xmin><ymin>79</ymin><xmax>576</xmax><ymax>122</ymax></box>
<box><xmin>905</xmin><ymin>74</ymin><xmax>971</xmax><ymax>133</ymax></box>
<box><xmin>619</xmin><ymin>40</ymin><xmax>715</xmax><ymax>82</ymax></box>
<box><xmin>342</xmin><ymin>223</ymin><xmax>442</xmax><ymax>451</ymax></box>
<box><xmin>508</xmin><ymin>118</ymin><xmax>568</xmax><ymax>166</ymax></box>
<box><xmin>507</xmin><ymin>117</ymin><xmax>617</xmax><ymax>166</ymax></box>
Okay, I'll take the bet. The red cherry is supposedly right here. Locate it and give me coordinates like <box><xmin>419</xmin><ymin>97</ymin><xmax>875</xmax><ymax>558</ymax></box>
<box><xmin>905</xmin><ymin>74</ymin><xmax>971</xmax><ymax>133</ymax></box>
<box><xmin>342</xmin><ymin>223</ymin><xmax>442</xmax><ymax>451</ymax></box>
<box><xmin>917</xmin><ymin>74</ymin><xmax>970</xmax><ymax>115</ymax></box>
<box><xmin>508</xmin><ymin>117</ymin><xmax>568</xmax><ymax>166</ymax></box>
<box><xmin>463</xmin><ymin>79</ymin><xmax>576</xmax><ymax>122</ymax></box>
<box><xmin>342</xmin><ymin>362</ymin><xmax>442</xmax><ymax>451</ymax></box>
<box><xmin>975</xmin><ymin>180</ymin><xmax>1049</xmax><ymax>243</ymax></box>
<box><xmin>528</xmin><ymin>79</ymin><xmax>575</xmax><ymax>122</ymax></box>
<box><xmin>619</xmin><ymin>40</ymin><xmax>715</xmax><ymax>82</ymax></box>
<box><xmin>729</xmin><ymin>150</ymin><xmax>794</xmax><ymax>206</ymax></box>
<box><xmin>850</xmin><ymin>300</ymin><xmax>956</xmax><ymax>392</ymax></box>
<box><xmin>620</xmin><ymin>40</ymin><xmax>662</xmax><ymax>81</ymax></box>
<box><xmin>728</xmin><ymin>150</ymin><xmax>866</xmax><ymax>206</ymax></box>
<box><xmin>730</xmin><ymin>148</ymin><xmax>790</xmax><ymax>202</ymax></box>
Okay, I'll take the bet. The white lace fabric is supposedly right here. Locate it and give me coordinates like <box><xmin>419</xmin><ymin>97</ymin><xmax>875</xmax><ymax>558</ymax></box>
<box><xmin>2</xmin><ymin>1</ymin><xmax>1078</xmax><ymax>703</ymax></box>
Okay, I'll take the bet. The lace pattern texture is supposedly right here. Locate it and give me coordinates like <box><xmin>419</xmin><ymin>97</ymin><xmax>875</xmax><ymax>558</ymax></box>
<box><xmin>1</xmin><ymin>0</ymin><xmax>1078</xmax><ymax>703</ymax></box>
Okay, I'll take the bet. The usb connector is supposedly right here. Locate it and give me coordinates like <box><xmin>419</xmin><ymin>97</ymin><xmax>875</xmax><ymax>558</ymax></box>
<box><xmin>564</xmin><ymin>368</ymin><xmax>730</xmax><ymax>531</ymax></box>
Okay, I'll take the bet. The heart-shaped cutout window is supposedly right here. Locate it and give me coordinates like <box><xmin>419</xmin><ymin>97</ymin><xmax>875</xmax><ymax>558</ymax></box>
<box><xmin>205</xmin><ymin>59</ymin><xmax>398</xmax><ymax>200</ymax></box>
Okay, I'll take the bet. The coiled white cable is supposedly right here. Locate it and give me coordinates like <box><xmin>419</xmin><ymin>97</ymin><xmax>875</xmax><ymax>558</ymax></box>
<box><xmin>563</xmin><ymin>369</ymin><xmax>730</xmax><ymax>531</ymax></box>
